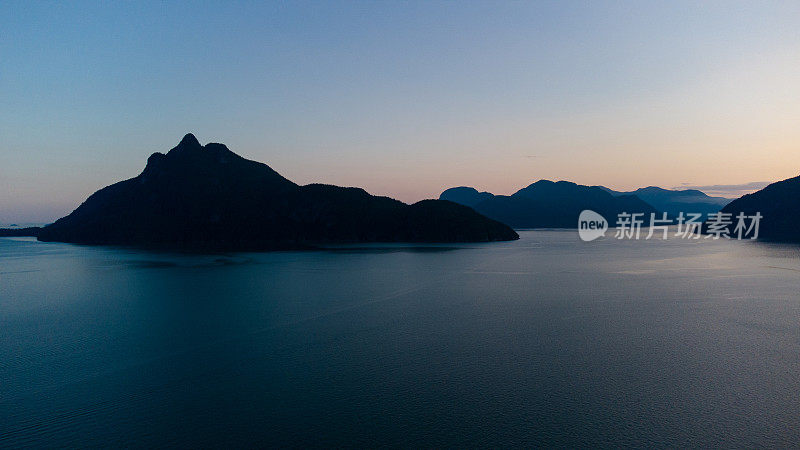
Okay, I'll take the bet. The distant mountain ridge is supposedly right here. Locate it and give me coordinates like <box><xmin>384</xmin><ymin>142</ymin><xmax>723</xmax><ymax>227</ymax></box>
<box><xmin>598</xmin><ymin>186</ymin><xmax>730</xmax><ymax>217</ymax></box>
<box><xmin>0</xmin><ymin>227</ymin><xmax>41</xmax><ymax>237</ymax></box>
<box><xmin>439</xmin><ymin>187</ymin><xmax>494</xmax><ymax>208</ymax></box>
<box><xmin>441</xmin><ymin>180</ymin><xmax>657</xmax><ymax>228</ymax></box>
<box><xmin>36</xmin><ymin>134</ymin><xmax>518</xmax><ymax>249</ymax></box>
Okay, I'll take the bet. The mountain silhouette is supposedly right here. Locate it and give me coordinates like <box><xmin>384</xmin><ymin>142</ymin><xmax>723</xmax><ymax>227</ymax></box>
<box><xmin>599</xmin><ymin>186</ymin><xmax>730</xmax><ymax>218</ymax></box>
<box><xmin>36</xmin><ymin>134</ymin><xmax>518</xmax><ymax>249</ymax></box>
<box><xmin>440</xmin><ymin>187</ymin><xmax>494</xmax><ymax>208</ymax></box>
<box><xmin>716</xmin><ymin>174</ymin><xmax>800</xmax><ymax>241</ymax></box>
<box><xmin>439</xmin><ymin>180</ymin><xmax>657</xmax><ymax>228</ymax></box>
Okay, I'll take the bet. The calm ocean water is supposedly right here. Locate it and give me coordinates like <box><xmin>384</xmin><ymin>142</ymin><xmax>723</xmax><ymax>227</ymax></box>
<box><xmin>1</xmin><ymin>231</ymin><xmax>799</xmax><ymax>447</ymax></box>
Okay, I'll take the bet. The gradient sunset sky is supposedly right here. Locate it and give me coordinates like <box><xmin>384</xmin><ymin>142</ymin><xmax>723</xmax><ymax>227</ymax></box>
<box><xmin>2</xmin><ymin>1</ymin><xmax>800</xmax><ymax>223</ymax></box>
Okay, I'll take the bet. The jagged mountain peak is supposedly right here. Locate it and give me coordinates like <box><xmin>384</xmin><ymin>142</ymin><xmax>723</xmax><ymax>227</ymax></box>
<box><xmin>37</xmin><ymin>135</ymin><xmax>517</xmax><ymax>249</ymax></box>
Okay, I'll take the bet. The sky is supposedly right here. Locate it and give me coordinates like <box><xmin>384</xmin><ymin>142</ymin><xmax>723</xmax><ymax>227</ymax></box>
<box><xmin>2</xmin><ymin>1</ymin><xmax>800</xmax><ymax>223</ymax></box>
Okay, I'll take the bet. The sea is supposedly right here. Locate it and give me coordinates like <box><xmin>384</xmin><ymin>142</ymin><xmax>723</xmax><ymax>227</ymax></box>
<box><xmin>1</xmin><ymin>231</ymin><xmax>799</xmax><ymax>447</ymax></box>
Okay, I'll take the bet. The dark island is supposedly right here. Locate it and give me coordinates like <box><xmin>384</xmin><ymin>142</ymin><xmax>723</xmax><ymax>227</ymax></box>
<box><xmin>35</xmin><ymin>134</ymin><xmax>518</xmax><ymax>250</ymax></box>
<box><xmin>716</xmin><ymin>174</ymin><xmax>800</xmax><ymax>242</ymax></box>
<box><xmin>0</xmin><ymin>227</ymin><xmax>42</xmax><ymax>237</ymax></box>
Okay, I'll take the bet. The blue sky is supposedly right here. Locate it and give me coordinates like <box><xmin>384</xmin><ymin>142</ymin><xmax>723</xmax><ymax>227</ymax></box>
<box><xmin>2</xmin><ymin>1</ymin><xmax>800</xmax><ymax>222</ymax></box>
